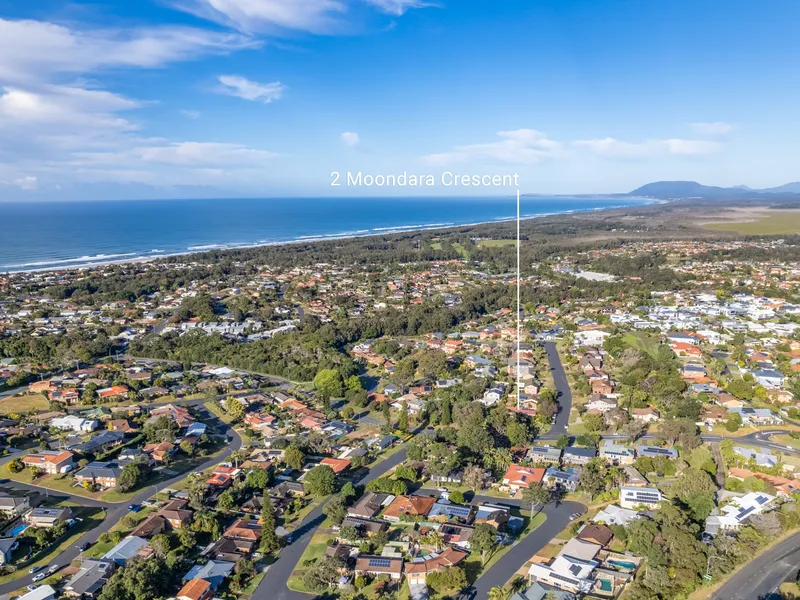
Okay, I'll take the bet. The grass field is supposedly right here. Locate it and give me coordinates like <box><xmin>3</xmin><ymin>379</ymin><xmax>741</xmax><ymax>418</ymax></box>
<box><xmin>622</xmin><ymin>332</ymin><xmax>661</xmax><ymax>359</ymax></box>
<box><xmin>430</xmin><ymin>242</ymin><xmax>442</xmax><ymax>250</ymax></box>
<box><xmin>0</xmin><ymin>394</ymin><xmax>48</xmax><ymax>415</ymax></box>
<box><xmin>452</xmin><ymin>242</ymin><xmax>470</xmax><ymax>259</ymax></box>
<box><xmin>286</xmin><ymin>532</ymin><xmax>332</xmax><ymax>593</ymax></box>
<box><xmin>476</xmin><ymin>239</ymin><xmax>516</xmax><ymax>248</ymax></box>
<box><xmin>703</xmin><ymin>210</ymin><xmax>800</xmax><ymax>235</ymax></box>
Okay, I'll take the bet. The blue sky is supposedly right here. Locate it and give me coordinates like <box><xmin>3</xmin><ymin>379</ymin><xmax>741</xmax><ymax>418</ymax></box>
<box><xmin>1</xmin><ymin>0</ymin><xmax>799</xmax><ymax>200</ymax></box>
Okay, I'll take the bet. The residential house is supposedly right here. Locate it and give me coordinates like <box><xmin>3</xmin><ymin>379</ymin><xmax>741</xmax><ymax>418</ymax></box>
<box><xmin>576</xmin><ymin>523</ymin><xmax>613</xmax><ymax>547</ymax></box>
<box><xmin>729</xmin><ymin>407</ymin><xmax>783</xmax><ymax>426</ymax></box>
<box><xmin>592</xmin><ymin>505</ymin><xmax>641</xmax><ymax>527</ymax></box>
<box><xmin>320</xmin><ymin>457</ymin><xmax>351</xmax><ymax>474</ymax></box>
<box><xmin>354</xmin><ymin>556</ymin><xmax>404</xmax><ymax>581</ymax></box>
<box><xmin>0</xmin><ymin>537</ymin><xmax>18</xmax><ymax>566</ymax></box>
<box><xmin>562</xmin><ymin>447</ymin><xmax>597</xmax><ymax>465</ymax></box>
<box><xmin>159</xmin><ymin>499</ymin><xmax>193</xmax><ymax>529</ymax></box>
<box><xmin>50</xmin><ymin>416</ymin><xmax>98</xmax><ymax>433</ymax></box>
<box><xmin>382</xmin><ymin>495</ymin><xmax>436</xmax><ymax>522</ymax></box>
<box><xmin>585</xmin><ymin>395</ymin><xmax>617</xmax><ymax>413</ymax></box>
<box><xmin>183</xmin><ymin>560</ymin><xmax>235</xmax><ymax>590</ymax></box>
<box><xmin>543</xmin><ymin>468</ymin><xmax>581</xmax><ymax>492</ymax></box>
<box><xmin>527</xmin><ymin>446</ymin><xmax>563</xmax><ymax>465</ymax></box>
<box><xmin>17</xmin><ymin>585</ymin><xmax>57</xmax><ymax>600</ymax></box>
<box><xmin>143</xmin><ymin>441</ymin><xmax>175</xmax><ymax>463</ymax></box>
<box><xmin>631</xmin><ymin>407</ymin><xmax>660</xmax><ymax>423</ymax></box>
<box><xmin>599</xmin><ymin>441</ymin><xmax>635</xmax><ymax>465</ymax></box>
<box><xmin>619</xmin><ymin>486</ymin><xmax>663</xmax><ymax>510</ymax></box>
<box><xmin>404</xmin><ymin>547</ymin><xmax>468</xmax><ymax>586</ymax></box>
<box><xmin>74</xmin><ymin>461</ymin><xmax>122</xmax><ymax>489</ymax></box>
<box><xmin>341</xmin><ymin>516</ymin><xmax>389</xmax><ymax>537</ymax></box>
<box><xmin>176</xmin><ymin>578</ymin><xmax>213</xmax><ymax>600</ymax></box>
<box><xmin>635</xmin><ymin>445</ymin><xmax>678</xmax><ymax>460</ymax></box>
<box><xmin>704</xmin><ymin>492</ymin><xmax>776</xmax><ymax>536</ymax></box>
<box><xmin>427</xmin><ymin>502</ymin><xmax>477</xmax><ymax>523</ymax></box>
<box><xmin>528</xmin><ymin>538</ymin><xmax>602</xmax><ymax>594</ymax></box>
<box><xmin>102</xmin><ymin>536</ymin><xmax>151</xmax><ymax>565</ymax></box>
<box><xmin>502</xmin><ymin>465</ymin><xmax>545</xmax><ymax>492</ymax></box>
<box><xmin>0</xmin><ymin>492</ymin><xmax>30</xmax><ymax>518</ymax></box>
<box><xmin>223</xmin><ymin>518</ymin><xmax>262</xmax><ymax>543</ymax></box>
<box><xmin>22</xmin><ymin>450</ymin><xmax>74</xmax><ymax>475</ymax></box>
<box><xmin>25</xmin><ymin>507</ymin><xmax>72</xmax><ymax>528</ymax></box>
<box><xmin>348</xmin><ymin>492</ymin><xmax>393</xmax><ymax>519</ymax></box>
<box><xmin>63</xmin><ymin>559</ymin><xmax>116</xmax><ymax>599</ymax></box>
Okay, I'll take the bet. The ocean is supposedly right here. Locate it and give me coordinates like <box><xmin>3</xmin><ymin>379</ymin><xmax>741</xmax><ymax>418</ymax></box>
<box><xmin>0</xmin><ymin>196</ymin><xmax>652</xmax><ymax>273</ymax></box>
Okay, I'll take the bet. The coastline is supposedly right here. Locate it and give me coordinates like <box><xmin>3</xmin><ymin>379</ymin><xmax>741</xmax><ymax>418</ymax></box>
<box><xmin>3</xmin><ymin>197</ymin><xmax>656</xmax><ymax>275</ymax></box>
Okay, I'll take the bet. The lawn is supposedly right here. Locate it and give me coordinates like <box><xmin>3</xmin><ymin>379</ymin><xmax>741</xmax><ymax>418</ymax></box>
<box><xmin>430</xmin><ymin>242</ymin><xmax>442</xmax><ymax>250</ymax></box>
<box><xmin>770</xmin><ymin>434</ymin><xmax>800</xmax><ymax>450</ymax></box>
<box><xmin>703</xmin><ymin>210</ymin><xmax>800</xmax><ymax>235</ymax></box>
<box><xmin>286</xmin><ymin>532</ymin><xmax>332</xmax><ymax>593</ymax></box>
<box><xmin>477</xmin><ymin>239</ymin><xmax>517</xmax><ymax>248</ymax></box>
<box><xmin>621</xmin><ymin>332</ymin><xmax>661</xmax><ymax>359</ymax></box>
<box><xmin>0</xmin><ymin>394</ymin><xmax>48</xmax><ymax>415</ymax></box>
<box><xmin>451</xmin><ymin>242</ymin><xmax>469</xmax><ymax>260</ymax></box>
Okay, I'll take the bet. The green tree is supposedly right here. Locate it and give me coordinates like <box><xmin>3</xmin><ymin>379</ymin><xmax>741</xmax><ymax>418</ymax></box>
<box><xmin>305</xmin><ymin>464</ymin><xmax>337</xmax><ymax>498</ymax></box>
<box><xmin>217</xmin><ymin>489</ymin><xmax>236</xmax><ymax>512</ymax></box>
<box><xmin>246</xmin><ymin>468</ymin><xmax>270</xmax><ymax>490</ymax></box>
<box><xmin>7</xmin><ymin>458</ymin><xmax>23</xmax><ymax>474</ymax></box>
<box><xmin>472</xmin><ymin>524</ymin><xmax>498</xmax><ymax>565</ymax></box>
<box><xmin>225</xmin><ymin>397</ymin><xmax>245</xmax><ymax>421</ymax></box>
<box><xmin>313</xmin><ymin>369</ymin><xmax>344</xmax><ymax>400</ymax></box>
<box><xmin>117</xmin><ymin>462</ymin><xmax>146</xmax><ymax>493</ymax></box>
<box><xmin>555</xmin><ymin>434</ymin><xmax>571</xmax><ymax>449</ymax></box>
<box><xmin>449</xmin><ymin>490</ymin><xmax>465</xmax><ymax>504</ymax></box>
<box><xmin>398</xmin><ymin>400</ymin><xmax>409</xmax><ymax>433</ymax></box>
<box><xmin>301</xmin><ymin>556</ymin><xmax>345</xmax><ymax>593</ymax></box>
<box><xmin>284</xmin><ymin>446</ymin><xmax>305</xmax><ymax>470</ymax></box>
<box><xmin>521</xmin><ymin>483</ymin><xmax>551</xmax><ymax>514</ymax></box>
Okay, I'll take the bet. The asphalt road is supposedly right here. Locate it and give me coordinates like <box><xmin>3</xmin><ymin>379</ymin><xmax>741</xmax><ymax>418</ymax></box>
<box><xmin>539</xmin><ymin>341</ymin><xmax>572</xmax><ymax>440</ymax></box>
<box><xmin>251</xmin><ymin>447</ymin><xmax>410</xmax><ymax>600</ymax></box>
<box><xmin>0</xmin><ymin>400</ymin><xmax>242</xmax><ymax>595</ymax></box>
<box><xmin>710</xmin><ymin>531</ymin><xmax>800</xmax><ymax>600</ymax></box>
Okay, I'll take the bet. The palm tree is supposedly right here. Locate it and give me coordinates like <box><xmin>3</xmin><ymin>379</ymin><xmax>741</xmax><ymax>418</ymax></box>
<box><xmin>488</xmin><ymin>586</ymin><xmax>512</xmax><ymax>600</ymax></box>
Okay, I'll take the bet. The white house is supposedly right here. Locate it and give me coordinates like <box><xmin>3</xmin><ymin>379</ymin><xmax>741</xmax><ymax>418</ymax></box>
<box><xmin>528</xmin><ymin>538</ymin><xmax>601</xmax><ymax>594</ymax></box>
<box><xmin>704</xmin><ymin>492</ymin><xmax>776</xmax><ymax>537</ymax></box>
<box><xmin>50</xmin><ymin>416</ymin><xmax>98</xmax><ymax>433</ymax></box>
<box><xmin>619</xmin><ymin>486</ymin><xmax>663</xmax><ymax>510</ymax></box>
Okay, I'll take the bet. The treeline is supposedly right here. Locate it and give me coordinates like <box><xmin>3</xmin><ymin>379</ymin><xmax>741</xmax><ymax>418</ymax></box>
<box><xmin>0</xmin><ymin>330</ymin><xmax>112</xmax><ymax>365</ymax></box>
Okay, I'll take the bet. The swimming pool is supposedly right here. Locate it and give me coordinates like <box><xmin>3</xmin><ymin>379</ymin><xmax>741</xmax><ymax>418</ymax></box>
<box><xmin>8</xmin><ymin>524</ymin><xmax>28</xmax><ymax>536</ymax></box>
<box><xmin>598</xmin><ymin>579</ymin><xmax>613</xmax><ymax>592</ymax></box>
<box><xmin>608</xmin><ymin>559</ymin><xmax>637</xmax><ymax>570</ymax></box>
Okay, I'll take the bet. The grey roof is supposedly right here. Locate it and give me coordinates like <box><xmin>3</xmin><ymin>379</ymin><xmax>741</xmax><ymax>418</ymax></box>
<box><xmin>184</xmin><ymin>559</ymin><xmax>235</xmax><ymax>589</ymax></box>
<box><xmin>65</xmin><ymin>559</ymin><xmax>115</xmax><ymax>596</ymax></box>
<box><xmin>511</xmin><ymin>582</ymin><xmax>575</xmax><ymax>600</ymax></box>
<box><xmin>72</xmin><ymin>430</ymin><xmax>125</xmax><ymax>453</ymax></box>
<box><xmin>102</xmin><ymin>536</ymin><xmax>149</xmax><ymax>564</ymax></box>
<box><xmin>75</xmin><ymin>461</ymin><xmax>123</xmax><ymax>480</ymax></box>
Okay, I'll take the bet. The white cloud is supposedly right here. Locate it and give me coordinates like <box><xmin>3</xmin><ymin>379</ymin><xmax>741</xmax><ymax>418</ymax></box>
<box><xmin>170</xmin><ymin>0</ymin><xmax>432</xmax><ymax>34</ymax></box>
<box><xmin>574</xmin><ymin>137</ymin><xmax>723</xmax><ymax>159</ymax></box>
<box><xmin>180</xmin><ymin>110</ymin><xmax>201</xmax><ymax>119</ymax></box>
<box><xmin>0</xmin><ymin>18</ymin><xmax>257</xmax><ymax>85</ymax></box>
<box><xmin>217</xmin><ymin>75</ymin><xmax>286</xmax><ymax>103</ymax></box>
<box><xmin>170</xmin><ymin>0</ymin><xmax>348</xmax><ymax>34</ymax></box>
<box><xmin>422</xmin><ymin>129</ymin><xmax>562</xmax><ymax>165</ymax></box>
<box><xmin>13</xmin><ymin>176</ymin><xmax>38</xmax><ymax>190</ymax></box>
<box><xmin>134</xmin><ymin>142</ymin><xmax>278</xmax><ymax>165</ymax></box>
<box><xmin>362</xmin><ymin>0</ymin><xmax>434</xmax><ymax>15</ymax></box>
<box><xmin>690</xmin><ymin>122</ymin><xmax>734</xmax><ymax>136</ymax></box>
<box><xmin>341</xmin><ymin>131</ymin><xmax>360</xmax><ymax>147</ymax></box>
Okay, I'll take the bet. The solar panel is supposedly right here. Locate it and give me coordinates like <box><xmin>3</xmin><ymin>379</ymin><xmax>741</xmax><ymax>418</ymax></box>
<box><xmin>756</xmin><ymin>495</ymin><xmax>768</xmax><ymax>505</ymax></box>
<box><xmin>736</xmin><ymin>506</ymin><xmax>755</xmax><ymax>520</ymax></box>
<box><xmin>569</xmin><ymin>564</ymin><xmax>582</xmax><ymax>576</ymax></box>
<box><xmin>368</xmin><ymin>558</ymin><xmax>392</xmax><ymax>568</ymax></box>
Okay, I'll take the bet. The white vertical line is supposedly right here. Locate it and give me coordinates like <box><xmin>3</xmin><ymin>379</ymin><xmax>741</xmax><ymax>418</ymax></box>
<box><xmin>517</xmin><ymin>189</ymin><xmax>521</xmax><ymax>411</ymax></box>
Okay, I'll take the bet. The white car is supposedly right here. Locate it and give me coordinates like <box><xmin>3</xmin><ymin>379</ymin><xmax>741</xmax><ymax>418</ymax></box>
<box><xmin>32</xmin><ymin>573</ymin><xmax>46</xmax><ymax>582</ymax></box>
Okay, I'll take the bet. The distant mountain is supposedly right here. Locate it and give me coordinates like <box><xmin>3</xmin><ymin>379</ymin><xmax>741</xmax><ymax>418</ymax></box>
<box><xmin>759</xmin><ymin>182</ymin><xmax>800</xmax><ymax>194</ymax></box>
<box><xmin>627</xmin><ymin>181</ymin><xmax>750</xmax><ymax>198</ymax></box>
<box><xmin>628</xmin><ymin>180</ymin><xmax>800</xmax><ymax>199</ymax></box>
